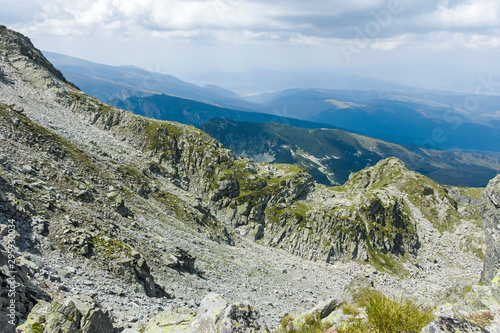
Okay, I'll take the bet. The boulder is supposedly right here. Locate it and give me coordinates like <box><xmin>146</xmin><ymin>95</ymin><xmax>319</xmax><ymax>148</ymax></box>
<box><xmin>111</xmin><ymin>257</ymin><xmax>158</xmax><ymax>297</ymax></box>
<box><xmin>185</xmin><ymin>293</ymin><xmax>268</xmax><ymax>333</ymax></box>
<box><xmin>0</xmin><ymin>249</ymin><xmax>44</xmax><ymax>327</ymax></box>
<box><xmin>145</xmin><ymin>308</ymin><xmax>196</xmax><ymax>332</ymax></box>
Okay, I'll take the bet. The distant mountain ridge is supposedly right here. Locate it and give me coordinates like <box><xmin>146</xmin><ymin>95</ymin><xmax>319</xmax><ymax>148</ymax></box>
<box><xmin>201</xmin><ymin>118</ymin><xmax>500</xmax><ymax>187</ymax></box>
<box><xmin>46</xmin><ymin>52</ymin><xmax>500</xmax><ymax>153</ymax></box>
<box><xmin>43</xmin><ymin>51</ymin><xmax>259</xmax><ymax>111</ymax></box>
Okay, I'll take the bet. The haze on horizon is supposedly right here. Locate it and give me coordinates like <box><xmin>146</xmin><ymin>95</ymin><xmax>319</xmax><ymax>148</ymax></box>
<box><xmin>2</xmin><ymin>0</ymin><xmax>500</xmax><ymax>93</ymax></box>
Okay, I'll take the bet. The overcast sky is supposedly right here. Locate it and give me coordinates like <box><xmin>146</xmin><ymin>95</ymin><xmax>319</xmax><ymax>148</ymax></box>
<box><xmin>2</xmin><ymin>0</ymin><xmax>500</xmax><ymax>78</ymax></box>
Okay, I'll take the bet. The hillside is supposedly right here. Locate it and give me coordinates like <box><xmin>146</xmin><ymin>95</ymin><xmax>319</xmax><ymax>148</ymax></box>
<box><xmin>0</xmin><ymin>25</ymin><xmax>498</xmax><ymax>332</ymax></box>
<box><xmin>201</xmin><ymin>118</ymin><xmax>500</xmax><ymax>187</ymax></box>
<box><xmin>44</xmin><ymin>51</ymin><xmax>259</xmax><ymax>111</ymax></box>
<box><xmin>113</xmin><ymin>93</ymin><xmax>337</xmax><ymax>129</ymax></box>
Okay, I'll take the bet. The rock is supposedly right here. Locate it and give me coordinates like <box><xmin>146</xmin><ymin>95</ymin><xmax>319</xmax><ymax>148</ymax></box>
<box><xmin>0</xmin><ymin>249</ymin><xmax>44</xmax><ymax>326</ymax></box>
<box><xmin>306</xmin><ymin>298</ymin><xmax>341</xmax><ymax>320</ymax></box>
<box><xmin>420</xmin><ymin>316</ymin><xmax>490</xmax><ymax>333</ymax></box>
<box><xmin>186</xmin><ymin>293</ymin><xmax>268</xmax><ymax>333</ymax></box>
<box><xmin>481</xmin><ymin>174</ymin><xmax>500</xmax><ymax>284</ymax></box>
<box><xmin>17</xmin><ymin>297</ymin><xmax>114</xmax><ymax>333</ymax></box>
<box><xmin>188</xmin><ymin>293</ymin><xmax>229</xmax><ymax>333</ymax></box>
<box><xmin>44</xmin><ymin>300</ymin><xmax>82</xmax><ymax>333</ymax></box>
<box><xmin>81</xmin><ymin>308</ymin><xmax>115</xmax><ymax>333</ymax></box>
<box><xmin>167</xmin><ymin>247</ymin><xmax>197</xmax><ymax>274</ymax></box>
<box><xmin>75</xmin><ymin>189</ymin><xmax>94</xmax><ymax>203</ymax></box>
<box><xmin>145</xmin><ymin>308</ymin><xmax>196</xmax><ymax>332</ymax></box>
<box><xmin>115</xmin><ymin>195</ymin><xmax>133</xmax><ymax>218</ymax></box>
<box><xmin>218</xmin><ymin>303</ymin><xmax>269</xmax><ymax>333</ymax></box>
<box><xmin>111</xmin><ymin>257</ymin><xmax>160</xmax><ymax>297</ymax></box>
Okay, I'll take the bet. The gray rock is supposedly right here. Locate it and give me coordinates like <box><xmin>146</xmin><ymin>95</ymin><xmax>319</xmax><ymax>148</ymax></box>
<box><xmin>306</xmin><ymin>298</ymin><xmax>341</xmax><ymax>320</ymax></box>
<box><xmin>17</xmin><ymin>298</ymin><xmax>114</xmax><ymax>333</ymax></box>
<box><xmin>188</xmin><ymin>293</ymin><xmax>229</xmax><ymax>333</ymax></box>
<box><xmin>420</xmin><ymin>316</ymin><xmax>490</xmax><ymax>333</ymax></box>
<box><xmin>187</xmin><ymin>293</ymin><xmax>268</xmax><ymax>333</ymax></box>
<box><xmin>481</xmin><ymin>174</ymin><xmax>500</xmax><ymax>284</ymax></box>
<box><xmin>145</xmin><ymin>308</ymin><xmax>196</xmax><ymax>332</ymax></box>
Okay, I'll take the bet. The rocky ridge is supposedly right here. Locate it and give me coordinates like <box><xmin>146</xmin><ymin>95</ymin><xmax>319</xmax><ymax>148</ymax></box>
<box><xmin>0</xmin><ymin>25</ymin><xmax>495</xmax><ymax>332</ymax></box>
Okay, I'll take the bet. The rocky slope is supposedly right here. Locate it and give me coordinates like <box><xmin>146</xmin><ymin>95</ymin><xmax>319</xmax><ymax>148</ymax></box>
<box><xmin>0</xmin><ymin>25</ymin><xmax>494</xmax><ymax>332</ymax></box>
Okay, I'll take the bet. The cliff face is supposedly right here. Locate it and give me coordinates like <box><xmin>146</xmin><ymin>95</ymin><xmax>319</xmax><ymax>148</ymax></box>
<box><xmin>0</xmin><ymin>25</ymin><xmax>489</xmax><ymax>331</ymax></box>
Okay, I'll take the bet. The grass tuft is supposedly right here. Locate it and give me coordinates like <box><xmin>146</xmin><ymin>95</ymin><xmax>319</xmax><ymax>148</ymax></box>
<box><xmin>338</xmin><ymin>290</ymin><xmax>435</xmax><ymax>333</ymax></box>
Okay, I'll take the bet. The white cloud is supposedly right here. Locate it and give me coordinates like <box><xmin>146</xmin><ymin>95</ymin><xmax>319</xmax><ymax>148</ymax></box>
<box><xmin>435</xmin><ymin>0</ymin><xmax>500</xmax><ymax>28</ymax></box>
<box><xmin>5</xmin><ymin>0</ymin><xmax>500</xmax><ymax>56</ymax></box>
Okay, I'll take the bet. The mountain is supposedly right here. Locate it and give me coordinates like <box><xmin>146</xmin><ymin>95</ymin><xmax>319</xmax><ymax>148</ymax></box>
<box><xmin>46</xmin><ymin>52</ymin><xmax>500</xmax><ymax>153</ymax></box>
<box><xmin>184</xmin><ymin>61</ymin><xmax>500</xmax><ymax>96</ymax></box>
<box><xmin>245</xmin><ymin>88</ymin><xmax>500</xmax><ymax>152</ymax></box>
<box><xmin>182</xmin><ymin>69</ymin><xmax>411</xmax><ymax>95</ymax></box>
<box><xmin>113</xmin><ymin>93</ymin><xmax>340</xmax><ymax>129</ymax></box>
<box><xmin>0</xmin><ymin>25</ymin><xmax>499</xmax><ymax>332</ymax></box>
<box><xmin>201</xmin><ymin>118</ymin><xmax>500</xmax><ymax>187</ymax></box>
<box><xmin>43</xmin><ymin>51</ymin><xmax>259</xmax><ymax>111</ymax></box>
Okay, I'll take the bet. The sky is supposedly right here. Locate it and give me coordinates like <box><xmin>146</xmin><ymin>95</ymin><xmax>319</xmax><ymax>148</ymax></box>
<box><xmin>2</xmin><ymin>0</ymin><xmax>500</xmax><ymax>80</ymax></box>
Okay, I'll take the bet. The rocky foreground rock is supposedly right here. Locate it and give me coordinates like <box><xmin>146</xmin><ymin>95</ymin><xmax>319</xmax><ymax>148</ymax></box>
<box><xmin>0</xmin><ymin>25</ymin><xmax>498</xmax><ymax>332</ymax></box>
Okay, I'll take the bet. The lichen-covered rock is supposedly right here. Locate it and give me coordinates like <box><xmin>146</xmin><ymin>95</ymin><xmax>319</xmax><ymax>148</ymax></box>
<box><xmin>420</xmin><ymin>316</ymin><xmax>490</xmax><ymax>333</ymax></box>
<box><xmin>16</xmin><ymin>297</ymin><xmax>114</xmax><ymax>333</ymax></box>
<box><xmin>186</xmin><ymin>293</ymin><xmax>268</xmax><ymax>333</ymax></box>
<box><xmin>218</xmin><ymin>303</ymin><xmax>268</xmax><ymax>333</ymax></box>
<box><xmin>111</xmin><ymin>257</ymin><xmax>158</xmax><ymax>297</ymax></box>
<box><xmin>481</xmin><ymin>174</ymin><xmax>500</xmax><ymax>284</ymax></box>
<box><xmin>145</xmin><ymin>308</ymin><xmax>196</xmax><ymax>332</ymax></box>
<box><xmin>188</xmin><ymin>293</ymin><xmax>229</xmax><ymax>333</ymax></box>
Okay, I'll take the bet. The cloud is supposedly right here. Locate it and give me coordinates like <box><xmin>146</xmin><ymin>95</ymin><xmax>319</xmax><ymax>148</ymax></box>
<box><xmin>3</xmin><ymin>0</ymin><xmax>500</xmax><ymax>53</ymax></box>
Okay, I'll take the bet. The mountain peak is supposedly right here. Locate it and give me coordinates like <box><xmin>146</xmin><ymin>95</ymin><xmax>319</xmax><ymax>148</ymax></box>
<box><xmin>0</xmin><ymin>25</ymin><xmax>76</xmax><ymax>89</ymax></box>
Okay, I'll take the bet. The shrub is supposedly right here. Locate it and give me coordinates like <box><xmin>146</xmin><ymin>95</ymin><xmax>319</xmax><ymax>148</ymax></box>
<box><xmin>274</xmin><ymin>290</ymin><xmax>434</xmax><ymax>333</ymax></box>
<box><xmin>274</xmin><ymin>313</ymin><xmax>333</xmax><ymax>333</ymax></box>
<box><xmin>341</xmin><ymin>303</ymin><xmax>360</xmax><ymax>317</ymax></box>
<box><xmin>338</xmin><ymin>289</ymin><xmax>434</xmax><ymax>333</ymax></box>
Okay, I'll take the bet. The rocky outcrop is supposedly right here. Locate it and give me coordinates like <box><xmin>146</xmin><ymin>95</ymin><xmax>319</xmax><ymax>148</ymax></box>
<box><xmin>0</xmin><ymin>25</ymin><xmax>76</xmax><ymax>90</ymax></box>
<box><xmin>0</xmin><ymin>246</ymin><xmax>46</xmax><ymax>331</ymax></box>
<box><xmin>481</xmin><ymin>174</ymin><xmax>500</xmax><ymax>283</ymax></box>
<box><xmin>16</xmin><ymin>298</ymin><xmax>114</xmax><ymax>333</ymax></box>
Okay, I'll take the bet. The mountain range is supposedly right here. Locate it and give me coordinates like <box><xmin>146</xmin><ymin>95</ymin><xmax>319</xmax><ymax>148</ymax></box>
<box><xmin>200</xmin><ymin>118</ymin><xmax>500</xmax><ymax>187</ymax></box>
<box><xmin>44</xmin><ymin>52</ymin><xmax>500</xmax><ymax>187</ymax></box>
<box><xmin>1</xmin><ymin>25</ymin><xmax>500</xmax><ymax>333</ymax></box>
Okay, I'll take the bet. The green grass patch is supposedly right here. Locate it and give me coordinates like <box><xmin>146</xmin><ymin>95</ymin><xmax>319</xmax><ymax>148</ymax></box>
<box><xmin>336</xmin><ymin>290</ymin><xmax>435</xmax><ymax>333</ymax></box>
<box><xmin>274</xmin><ymin>313</ymin><xmax>332</xmax><ymax>333</ymax></box>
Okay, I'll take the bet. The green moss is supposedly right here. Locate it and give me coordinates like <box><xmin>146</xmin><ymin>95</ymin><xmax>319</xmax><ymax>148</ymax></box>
<box><xmin>154</xmin><ymin>190</ymin><xmax>191</xmax><ymax>221</ymax></box>
<box><xmin>454</xmin><ymin>186</ymin><xmax>485</xmax><ymax>200</ymax></box>
<box><xmin>93</xmin><ymin>235</ymin><xmax>132</xmax><ymax>259</ymax></box>
<box><xmin>30</xmin><ymin>321</ymin><xmax>45</xmax><ymax>333</ymax></box>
